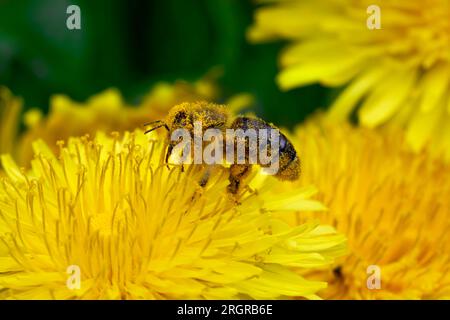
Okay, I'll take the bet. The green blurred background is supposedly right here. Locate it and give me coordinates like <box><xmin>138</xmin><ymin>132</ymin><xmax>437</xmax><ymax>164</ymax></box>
<box><xmin>0</xmin><ymin>0</ymin><xmax>331</xmax><ymax>127</ymax></box>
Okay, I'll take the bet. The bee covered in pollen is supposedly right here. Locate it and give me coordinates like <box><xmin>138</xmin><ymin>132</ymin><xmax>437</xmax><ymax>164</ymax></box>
<box><xmin>144</xmin><ymin>101</ymin><xmax>301</xmax><ymax>194</ymax></box>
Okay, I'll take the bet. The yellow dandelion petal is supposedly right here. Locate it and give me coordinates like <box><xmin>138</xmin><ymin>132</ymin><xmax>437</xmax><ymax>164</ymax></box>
<box><xmin>358</xmin><ymin>68</ymin><xmax>418</xmax><ymax>127</ymax></box>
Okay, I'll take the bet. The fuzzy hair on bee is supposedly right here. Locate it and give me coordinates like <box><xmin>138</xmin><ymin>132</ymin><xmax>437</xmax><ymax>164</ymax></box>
<box><xmin>144</xmin><ymin>101</ymin><xmax>301</xmax><ymax>194</ymax></box>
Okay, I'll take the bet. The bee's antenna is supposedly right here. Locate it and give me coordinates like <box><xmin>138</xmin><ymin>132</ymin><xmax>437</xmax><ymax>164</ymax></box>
<box><xmin>143</xmin><ymin>120</ymin><xmax>163</xmax><ymax>127</ymax></box>
<box><xmin>144</xmin><ymin>123</ymin><xmax>170</xmax><ymax>134</ymax></box>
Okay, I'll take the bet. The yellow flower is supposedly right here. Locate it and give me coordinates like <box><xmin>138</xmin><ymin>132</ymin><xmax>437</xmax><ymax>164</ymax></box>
<box><xmin>249</xmin><ymin>0</ymin><xmax>450</xmax><ymax>160</ymax></box>
<box><xmin>0</xmin><ymin>129</ymin><xmax>345</xmax><ymax>299</ymax></box>
<box><xmin>282</xmin><ymin>115</ymin><xmax>450</xmax><ymax>299</ymax></box>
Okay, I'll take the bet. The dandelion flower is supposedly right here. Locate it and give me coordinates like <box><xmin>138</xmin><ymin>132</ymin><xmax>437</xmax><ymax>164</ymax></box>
<box><xmin>0</xmin><ymin>129</ymin><xmax>345</xmax><ymax>299</ymax></box>
<box><xmin>249</xmin><ymin>0</ymin><xmax>450</xmax><ymax>160</ymax></box>
<box><xmin>282</xmin><ymin>115</ymin><xmax>450</xmax><ymax>299</ymax></box>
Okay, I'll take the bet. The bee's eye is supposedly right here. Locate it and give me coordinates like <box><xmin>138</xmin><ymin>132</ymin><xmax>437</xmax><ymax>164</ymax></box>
<box><xmin>174</xmin><ymin>111</ymin><xmax>187</xmax><ymax>124</ymax></box>
<box><xmin>279</xmin><ymin>136</ymin><xmax>287</xmax><ymax>151</ymax></box>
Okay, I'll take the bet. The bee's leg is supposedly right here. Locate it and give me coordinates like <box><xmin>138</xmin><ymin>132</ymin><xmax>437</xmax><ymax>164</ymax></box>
<box><xmin>198</xmin><ymin>164</ymin><xmax>223</xmax><ymax>188</ymax></box>
<box><xmin>199</xmin><ymin>167</ymin><xmax>211</xmax><ymax>187</ymax></box>
<box><xmin>227</xmin><ymin>164</ymin><xmax>251</xmax><ymax>194</ymax></box>
<box><xmin>190</xmin><ymin>165</ymin><xmax>214</xmax><ymax>202</ymax></box>
<box><xmin>165</xmin><ymin>144</ymin><xmax>173</xmax><ymax>170</ymax></box>
<box><xmin>166</xmin><ymin>142</ymin><xmax>188</xmax><ymax>172</ymax></box>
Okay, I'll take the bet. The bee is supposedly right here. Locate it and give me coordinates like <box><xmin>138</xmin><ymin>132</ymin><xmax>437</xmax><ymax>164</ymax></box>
<box><xmin>144</xmin><ymin>101</ymin><xmax>300</xmax><ymax>194</ymax></box>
